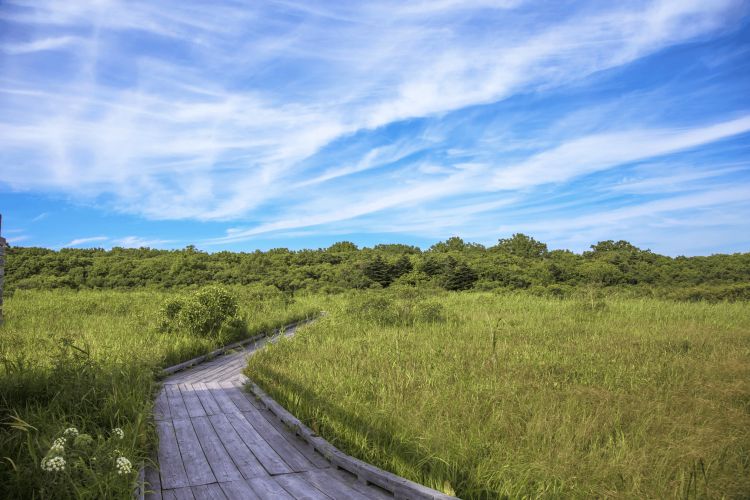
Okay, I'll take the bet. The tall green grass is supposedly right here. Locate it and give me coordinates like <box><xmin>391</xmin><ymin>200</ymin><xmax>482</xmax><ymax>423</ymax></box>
<box><xmin>246</xmin><ymin>291</ymin><xmax>750</xmax><ymax>498</ymax></box>
<box><xmin>0</xmin><ymin>287</ymin><xmax>320</xmax><ymax>499</ymax></box>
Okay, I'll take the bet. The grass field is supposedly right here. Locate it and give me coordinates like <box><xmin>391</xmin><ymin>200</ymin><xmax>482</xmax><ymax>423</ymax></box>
<box><xmin>0</xmin><ymin>287</ymin><xmax>319</xmax><ymax>499</ymax></box>
<box><xmin>246</xmin><ymin>290</ymin><xmax>750</xmax><ymax>499</ymax></box>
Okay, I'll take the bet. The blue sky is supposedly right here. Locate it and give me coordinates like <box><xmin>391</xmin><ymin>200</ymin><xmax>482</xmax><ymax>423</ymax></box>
<box><xmin>1</xmin><ymin>0</ymin><xmax>749</xmax><ymax>255</ymax></box>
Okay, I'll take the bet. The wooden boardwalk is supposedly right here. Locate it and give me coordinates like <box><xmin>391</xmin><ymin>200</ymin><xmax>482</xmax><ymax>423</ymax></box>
<box><xmin>147</xmin><ymin>325</ymin><xmax>394</xmax><ymax>500</ymax></box>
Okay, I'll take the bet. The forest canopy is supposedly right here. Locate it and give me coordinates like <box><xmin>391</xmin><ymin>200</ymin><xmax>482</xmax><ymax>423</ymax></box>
<box><xmin>5</xmin><ymin>234</ymin><xmax>750</xmax><ymax>301</ymax></box>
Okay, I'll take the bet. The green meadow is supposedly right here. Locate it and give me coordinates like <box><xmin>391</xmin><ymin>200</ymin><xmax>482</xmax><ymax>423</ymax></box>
<box><xmin>246</xmin><ymin>290</ymin><xmax>750</xmax><ymax>499</ymax></box>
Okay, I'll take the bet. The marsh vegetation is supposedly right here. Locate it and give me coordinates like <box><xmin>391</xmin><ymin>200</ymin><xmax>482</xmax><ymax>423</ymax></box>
<box><xmin>1</xmin><ymin>237</ymin><xmax>749</xmax><ymax>498</ymax></box>
<box><xmin>247</xmin><ymin>290</ymin><xmax>750</xmax><ymax>498</ymax></box>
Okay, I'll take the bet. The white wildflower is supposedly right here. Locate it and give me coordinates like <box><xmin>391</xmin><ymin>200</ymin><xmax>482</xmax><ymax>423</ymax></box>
<box><xmin>112</xmin><ymin>427</ymin><xmax>124</xmax><ymax>440</ymax></box>
<box><xmin>49</xmin><ymin>437</ymin><xmax>66</xmax><ymax>455</ymax></box>
<box><xmin>63</xmin><ymin>427</ymin><xmax>79</xmax><ymax>439</ymax></box>
<box><xmin>41</xmin><ymin>455</ymin><xmax>66</xmax><ymax>472</ymax></box>
<box><xmin>115</xmin><ymin>456</ymin><xmax>132</xmax><ymax>475</ymax></box>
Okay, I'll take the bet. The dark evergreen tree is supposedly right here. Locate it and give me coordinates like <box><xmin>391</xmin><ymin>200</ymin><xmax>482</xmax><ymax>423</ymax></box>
<box><xmin>419</xmin><ymin>256</ymin><xmax>444</xmax><ymax>276</ymax></box>
<box><xmin>391</xmin><ymin>255</ymin><xmax>413</xmax><ymax>279</ymax></box>
<box><xmin>363</xmin><ymin>255</ymin><xmax>392</xmax><ymax>287</ymax></box>
<box><xmin>444</xmin><ymin>261</ymin><xmax>478</xmax><ymax>291</ymax></box>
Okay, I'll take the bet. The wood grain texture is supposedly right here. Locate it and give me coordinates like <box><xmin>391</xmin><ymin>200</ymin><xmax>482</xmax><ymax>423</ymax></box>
<box><xmin>172</xmin><ymin>418</ymin><xmax>216</xmax><ymax>486</ymax></box>
<box><xmin>156</xmin><ymin>420</ymin><xmax>189</xmax><ymax>490</ymax></box>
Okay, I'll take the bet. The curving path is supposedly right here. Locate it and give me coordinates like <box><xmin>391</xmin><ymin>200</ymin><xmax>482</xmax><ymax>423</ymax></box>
<box><xmin>146</xmin><ymin>324</ymin><xmax>396</xmax><ymax>500</ymax></box>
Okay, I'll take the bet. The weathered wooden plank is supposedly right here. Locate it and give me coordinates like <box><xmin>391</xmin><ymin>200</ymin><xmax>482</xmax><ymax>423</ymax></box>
<box><xmin>177</xmin><ymin>363</ymin><xmax>219</xmax><ymax>385</ymax></box>
<box><xmin>190</xmin><ymin>415</ymin><xmax>243</xmax><ymax>483</ymax></box>
<box><xmin>206</xmin><ymin>383</ymin><xmax>242</xmax><ymax>414</ymax></box>
<box><xmin>192</xmin><ymin>382</ymin><xmax>222</xmax><ymax>415</ymax></box>
<box><xmin>219</xmin><ymin>383</ymin><xmax>257</xmax><ymax>412</ymax></box>
<box><xmin>207</xmin><ymin>413</ymin><xmax>268</xmax><ymax>479</ymax></box>
<box><xmin>300</xmin><ymin>469</ymin><xmax>374</xmax><ymax>500</ymax></box>
<box><xmin>218</xmin><ymin>480</ymin><xmax>261</xmax><ymax>500</ymax></box>
<box><xmin>162</xmin><ymin>487</ymin><xmax>196</xmax><ymax>500</ymax></box>
<box><xmin>328</xmin><ymin>468</ymin><xmax>393</xmax><ymax>500</ymax></box>
<box><xmin>178</xmin><ymin>357</ymin><xmax>223</xmax><ymax>380</ymax></box>
<box><xmin>240</xmin><ymin>409</ymin><xmax>315</xmax><ymax>472</ymax></box>
<box><xmin>172</xmin><ymin>418</ymin><xmax>216</xmax><ymax>486</ymax></box>
<box><xmin>155</xmin><ymin>388</ymin><xmax>171</xmax><ymax>421</ymax></box>
<box><xmin>225</xmin><ymin>412</ymin><xmax>292</xmax><ymax>475</ymax></box>
<box><xmin>166</xmin><ymin>384</ymin><xmax>191</xmax><ymax>419</ymax></box>
<box><xmin>191</xmin><ymin>483</ymin><xmax>228</xmax><ymax>500</ymax></box>
<box><xmin>193</xmin><ymin>355</ymin><xmax>232</xmax><ymax>381</ymax></box>
<box><xmin>178</xmin><ymin>383</ymin><xmax>207</xmax><ymax>418</ymax></box>
<box><xmin>247</xmin><ymin>476</ymin><xmax>295</xmax><ymax>499</ymax></box>
<box><xmin>156</xmin><ymin>420</ymin><xmax>189</xmax><ymax>490</ymax></box>
<box><xmin>144</xmin><ymin>465</ymin><xmax>163</xmax><ymax>500</ymax></box>
<box><xmin>231</xmin><ymin>385</ymin><xmax>330</xmax><ymax>469</ymax></box>
<box><xmin>274</xmin><ymin>474</ymin><xmax>333</xmax><ymax>500</ymax></box>
<box><xmin>202</xmin><ymin>361</ymin><xmax>242</xmax><ymax>384</ymax></box>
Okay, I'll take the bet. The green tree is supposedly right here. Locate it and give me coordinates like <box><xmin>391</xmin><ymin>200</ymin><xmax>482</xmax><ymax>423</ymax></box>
<box><xmin>444</xmin><ymin>261</ymin><xmax>478</xmax><ymax>291</ymax></box>
<box><xmin>430</xmin><ymin>236</ymin><xmax>467</xmax><ymax>253</ymax></box>
<box><xmin>391</xmin><ymin>255</ymin><xmax>413</xmax><ymax>278</ymax></box>
<box><xmin>494</xmin><ymin>233</ymin><xmax>548</xmax><ymax>258</ymax></box>
<box><xmin>363</xmin><ymin>256</ymin><xmax>392</xmax><ymax>287</ymax></box>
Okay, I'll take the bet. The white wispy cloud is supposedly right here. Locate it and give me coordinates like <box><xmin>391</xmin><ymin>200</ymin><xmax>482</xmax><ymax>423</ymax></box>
<box><xmin>0</xmin><ymin>36</ymin><xmax>80</xmax><ymax>54</ymax></box>
<box><xmin>492</xmin><ymin>116</ymin><xmax>750</xmax><ymax>190</ymax></box>
<box><xmin>7</xmin><ymin>235</ymin><xmax>30</xmax><ymax>244</ymax></box>
<box><xmin>500</xmin><ymin>186</ymin><xmax>750</xmax><ymax>235</ymax></box>
<box><xmin>63</xmin><ymin>236</ymin><xmax>108</xmax><ymax>248</ymax></box>
<box><xmin>112</xmin><ymin>236</ymin><xmax>173</xmax><ymax>248</ymax></box>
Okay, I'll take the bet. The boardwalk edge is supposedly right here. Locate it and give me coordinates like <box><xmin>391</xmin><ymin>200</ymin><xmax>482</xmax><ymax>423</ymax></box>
<box><xmin>160</xmin><ymin>315</ymin><xmax>317</xmax><ymax>377</ymax></box>
<box><xmin>138</xmin><ymin>315</ymin><xmax>317</xmax><ymax>498</ymax></box>
<box><xmin>245</xmin><ymin>380</ymin><xmax>458</xmax><ymax>500</ymax></box>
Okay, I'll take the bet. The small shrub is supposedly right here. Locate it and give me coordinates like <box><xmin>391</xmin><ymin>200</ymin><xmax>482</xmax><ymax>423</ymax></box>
<box><xmin>413</xmin><ymin>301</ymin><xmax>446</xmax><ymax>323</ymax></box>
<box><xmin>347</xmin><ymin>291</ymin><xmax>447</xmax><ymax>326</ymax></box>
<box><xmin>159</xmin><ymin>285</ymin><xmax>239</xmax><ymax>337</ymax></box>
<box><xmin>348</xmin><ymin>295</ymin><xmax>401</xmax><ymax>326</ymax></box>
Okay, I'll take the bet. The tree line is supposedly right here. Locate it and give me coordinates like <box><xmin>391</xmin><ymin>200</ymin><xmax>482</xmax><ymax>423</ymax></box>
<box><xmin>5</xmin><ymin>234</ymin><xmax>750</xmax><ymax>300</ymax></box>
